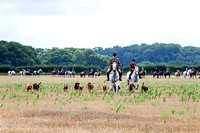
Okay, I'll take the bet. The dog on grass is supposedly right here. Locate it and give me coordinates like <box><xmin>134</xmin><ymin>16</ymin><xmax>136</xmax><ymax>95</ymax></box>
<box><xmin>103</xmin><ymin>84</ymin><xmax>107</xmax><ymax>92</ymax></box>
<box><xmin>129</xmin><ymin>83</ymin><xmax>134</xmax><ymax>93</ymax></box>
<box><xmin>33</xmin><ymin>82</ymin><xmax>42</xmax><ymax>92</ymax></box>
<box><xmin>74</xmin><ymin>82</ymin><xmax>84</xmax><ymax>92</ymax></box>
<box><xmin>26</xmin><ymin>84</ymin><xmax>32</xmax><ymax>92</ymax></box>
<box><xmin>141</xmin><ymin>82</ymin><xmax>148</xmax><ymax>93</ymax></box>
<box><xmin>88</xmin><ymin>82</ymin><xmax>94</xmax><ymax>92</ymax></box>
<box><xmin>64</xmin><ymin>84</ymin><xmax>68</xmax><ymax>92</ymax></box>
<box><xmin>78</xmin><ymin>85</ymin><xmax>84</xmax><ymax>92</ymax></box>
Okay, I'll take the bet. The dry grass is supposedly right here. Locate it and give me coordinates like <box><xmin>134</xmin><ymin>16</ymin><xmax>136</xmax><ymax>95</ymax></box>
<box><xmin>0</xmin><ymin>75</ymin><xmax>200</xmax><ymax>133</ymax></box>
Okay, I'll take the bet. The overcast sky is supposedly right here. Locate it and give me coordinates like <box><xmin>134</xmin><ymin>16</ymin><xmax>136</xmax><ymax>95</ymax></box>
<box><xmin>0</xmin><ymin>0</ymin><xmax>200</xmax><ymax>48</ymax></box>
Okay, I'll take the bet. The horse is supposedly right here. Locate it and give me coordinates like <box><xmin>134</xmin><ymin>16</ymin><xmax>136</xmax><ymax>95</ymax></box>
<box><xmin>65</xmin><ymin>70</ymin><xmax>75</xmax><ymax>77</ymax></box>
<box><xmin>25</xmin><ymin>69</ymin><xmax>32</xmax><ymax>76</ymax></box>
<box><xmin>127</xmin><ymin>66</ymin><xmax>139</xmax><ymax>91</ymax></box>
<box><xmin>58</xmin><ymin>69</ymin><xmax>66</xmax><ymax>77</ymax></box>
<box><xmin>8</xmin><ymin>70</ymin><xmax>16</xmax><ymax>76</ymax></box>
<box><xmin>175</xmin><ymin>72</ymin><xmax>181</xmax><ymax>78</ymax></box>
<box><xmin>190</xmin><ymin>69</ymin><xmax>198</xmax><ymax>78</ymax></box>
<box><xmin>20</xmin><ymin>69</ymin><xmax>26</xmax><ymax>76</ymax></box>
<box><xmin>164</xmin><ymin>70</ymin><xmax>171</xmax><ymax>78</ymax></box>
<box><xmin>140</xmin><ymin>70</ymin><xmax>146</xmax><ymax>78</ymax></box>
<box><xmin>109</xmin><ymin>62</ymin><xmax>120</xmax><ymax>94</ymax></box>
<box><xmin>183</xmin><ymin>69</ymin><xmax>192</xmax><ymax>79</ymax></box>
<box><xmin>51</xmin><ymin>69</ymin><xmax>58</xmax><ymax>76</ymax></box>
<box><xmin>94</xmin><ymin>71</ymin><xmax>101</xmax><ymax>77</ymax></box>
<box><xmin>80</xmin><ymin>70</ymin><xmax>86</xmax><ymax>78</ymax></box>
<box><xmin>33</xmin><ymin>69</ymin><xmax>42</xmax><ymax>76</ymax></box>
<box><xmin>88</xmin><ymin>70</ymin><xmax>95</xmax><ymax>78</ymax></box>
<box><xmin>153</xmin><ymin>70</ymin><xmax>164</xmax><ymax>78</ymax></box>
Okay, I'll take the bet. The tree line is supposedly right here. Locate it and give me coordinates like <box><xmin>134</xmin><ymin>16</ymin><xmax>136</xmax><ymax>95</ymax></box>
<box><xmin>0</xmin><ymin>40</ymin><xmax>109</xmax><ymax>69</ymax></box>
<box><xmin>1</xmin><ymin>40</ymin><xmax>200</xmax><ymax>73</ymax></box>
<box><xmin>93</xmin><ymin>43</ymin><xmax>200</xmax><ymax>66</ymax></box>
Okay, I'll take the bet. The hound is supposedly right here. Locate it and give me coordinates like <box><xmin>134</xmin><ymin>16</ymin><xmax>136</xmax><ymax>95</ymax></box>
<box><xmin>33</xmin><ymin>82</ymin><xmax>42</xmax><ymax>92</ymax></box>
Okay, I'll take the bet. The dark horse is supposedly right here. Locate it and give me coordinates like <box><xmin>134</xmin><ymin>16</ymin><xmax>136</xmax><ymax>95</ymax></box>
<box><xmin>25</xmin><ymin>69</ymin><xmax>32</xmax><ymax>76</ymax></box>
<box><xmin>59</xmin><ymin>69</ymin><xmax>66</xmax><ymax>77</ymax></box>
<box><xmin>164</xmin><ymin>70</ymin><xmax>171</xmax><ymax>78</ymax></box>
<box><xmin>88</xmin><ymin>71</ymin><xmax>95</xmax><ymax>78</ymax></box>
<box><xmin>51</xmin><ymin>69</ymin><xmax>58</xmax><ymax>76</ymax></box>
<box><xmin>153</xmin><ymin>70</ymin><xmax>164</xmax><ymax>78</ymax></box>
<box><xmin>140</xmin><ymin>70</ymin><xmax>146</xmax><ymax>78</ymax></box>
<box><xmin>190</xmin><ymin>69</ymin><xmax>198</xmax><ymax>78</ymax></box>
<box><xmin>80</xmin><ymin>70</ymin><xmax>86</xmax><ymax>78</ymax></box>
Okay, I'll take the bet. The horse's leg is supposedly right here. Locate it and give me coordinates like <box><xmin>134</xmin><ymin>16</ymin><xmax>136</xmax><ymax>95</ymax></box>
<box><xmin>115</xmin><ymin>82</ymin><xmax>119</xmax><ymax>94</ymax></box>
<box><xmin>127</xmin><ymin>80</ymin><xmax>129</xmax><ymax>85</ymax></box>
<box><xmin>110</xmin><ymin>82</ymin><xmax>113</xmax><ymax>93</ymax></box>
<box><xmin>132</xmin><ymin>82</ymin><xmax>135</xmax><ymax>90</ymax></box>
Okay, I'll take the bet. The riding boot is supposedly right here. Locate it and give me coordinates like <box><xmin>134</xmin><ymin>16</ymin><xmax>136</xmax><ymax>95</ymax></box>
<box><xmin>107</xmin><ymin>71</ymin><xmax>110</xmax><ymax>81</ymax></box>
<box><xmin>129</xmin><ymin>71</ymin><xmax>133</xmax><ymax>80</ymax></box>
<box><xmin>119</xmin><ymin>72</ymin><xmax>122</xmax><ymax>81</ymax></box>
<box><xmin>129</xmin><ymin>73</ymin><xmax>131</xmax><ymax>80</ymax></box>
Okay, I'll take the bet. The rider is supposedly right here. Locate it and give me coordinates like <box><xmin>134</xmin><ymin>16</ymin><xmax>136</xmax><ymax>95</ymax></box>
<box><xmin>90</xmin><ymin>69</ymin><xmax>94</xmax><ymax>74</ymax></box>
<box><xmin>107</xmin><ymin>53</ymin><xmax>122</xmax><ymax>81</ymax></box>
<box><xmin>166</xmin><ymin>67</ymin><xmax>169</xmax><ymax>71</ymax></box>
<box><xmin>159</xmin><ymin>67</ymin><xmax>162</xmax><ymax>72</ymax></box>
<box><xmin>155</xmin><ymin>67</ymin><xmax>158</xmax><ymax>73</ymax></box>
<box><xmin>128</xmin><ymin>59</ymin><xmax>142</xmax><ymax>80</ymax></box>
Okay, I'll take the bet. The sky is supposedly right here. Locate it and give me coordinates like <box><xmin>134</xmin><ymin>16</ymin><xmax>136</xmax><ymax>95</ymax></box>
<box><xmin>0</xmin><ymin>0</ymin><xmax>200</xmax><ymax>49</ymax></box>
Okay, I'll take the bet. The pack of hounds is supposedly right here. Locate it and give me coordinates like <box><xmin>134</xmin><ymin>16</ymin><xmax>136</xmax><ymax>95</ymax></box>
<box><xmin>26</xmin><ymin>82</ymin><xmax>148</xmax><ymax>93</ymax></box>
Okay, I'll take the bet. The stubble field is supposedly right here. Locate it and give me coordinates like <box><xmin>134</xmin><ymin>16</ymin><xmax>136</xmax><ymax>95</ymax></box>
<box><xmin>0</xmin><ymin>75</ymin><xmax>200</xmax><ymax>133</ymax></box>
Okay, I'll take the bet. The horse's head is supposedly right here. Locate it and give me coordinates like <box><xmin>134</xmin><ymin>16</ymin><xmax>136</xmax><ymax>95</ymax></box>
<box><xmin>112</xmin><ymin>62</ymin><xmax>117</xmax><ymax>72</ymax></box>
<box><xmin>39</xmin><ymin>69</ymin><xmax>42</xmax><ymax>73</ymax></box>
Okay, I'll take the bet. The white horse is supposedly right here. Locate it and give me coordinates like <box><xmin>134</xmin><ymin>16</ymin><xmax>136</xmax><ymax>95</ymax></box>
<box><xmin>20</xmin><ymin>69</ymin><xmax>26</xmax><ymax>76</ymax></box>
<box><xmin>33</xmin><ymin>69</ymin><xmax>42</xmax><ymax>76</ymax></box>
<box><xmin>65</xmin><ymin>70</ymin><xmax>75</xmax><ymax>77</ymax></box>
<box><xmin>109</xmin><ymin>62</ymin><xmax>119</xmax><ymax>94</ymax></box>
<box><xmin>8</xmin><ymin>70</ymin><xmax>16</xmax><ymax>76</ymax></box>
<box><xmin>94</xmin><ymin>71</ymin><xmax>101</xmax><ymax>77</ymax></box>
<box><xmin>127</xmin><ymin>66</ymin><xmax>139</xmax><ymax>90</ymax></box>
<box><xmin>183</xmin><ymin>69</ymin><xmax>192</xmax><ymax>79</ymax></box>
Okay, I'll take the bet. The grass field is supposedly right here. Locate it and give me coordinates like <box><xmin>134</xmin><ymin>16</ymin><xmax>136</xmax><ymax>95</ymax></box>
<box><xmin>0</xmin><ymin>75</ymin><xmax>200</xmax><ymax>133</ymax></box>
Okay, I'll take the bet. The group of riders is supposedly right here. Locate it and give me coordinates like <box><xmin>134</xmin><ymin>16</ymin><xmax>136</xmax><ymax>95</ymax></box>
<box><xmin>8</xmin><ymin>53</ymin><xmax>199</xmax><ymax>79</ymax></box>
<box><xmin>106</xmin><ymin>53</ymin><xmax>142</xmax><ymax>81</ymax></box>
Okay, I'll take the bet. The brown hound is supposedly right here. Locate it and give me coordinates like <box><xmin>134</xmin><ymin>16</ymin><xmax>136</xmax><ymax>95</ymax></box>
<box><xmin>88</xmin><ymin>82</ymin><xmax>94</xmax><ymax>92</ymax></box>
<box><xmin>26</xmin><ymin>84</ymin><xmax>32</xmax><ymax>92</ymax></box>
<box><xmin>129</xmin><ymin>83</ymin><xmax>134</xmax><ymax>93</ymax></box>
<box><xmin>64</xmin><ymin>84</ymin><xmax>68</xmax><ymax>92</ymax></box>
<box><xmin>33</xmin><ymin>82</ymin><xmax>42</xmax><ymax>92</ymax></box>
<box><xmin>103</xmin><ymin>84</ymin><xmax>107</xmax><ymax>92</ymax></box>
<box><xmin>141</xmin><ymin>82</ymin><xmax>148</xmax><ymax>93</ymax></box>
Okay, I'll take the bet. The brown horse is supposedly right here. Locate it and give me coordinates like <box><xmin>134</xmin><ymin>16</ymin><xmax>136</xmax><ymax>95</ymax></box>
<box><xmin>175</xmin><ymin>72</ymin><xmax>181</xmax><ymax>78</ymax></box>
<box><xmin>51</xmin><ymin>69</ymin><xmax>58</xmax><ymax>76</ymax></box>
<box><xmin>190</xmin><ymin>69</ymin><xmax>198</xmax><ymax>78</ymax></box>
<box><xmin>153</xmin><ymin>70</ymin><xmax>164</xmax><ymax>78</ymax></box>
<box><xmin>140</xmin><ymin>70</ymin><xmax>146</xmax><ymax>78</ymax></box>
<box><xmin>88</xmin><ymin>71</ymin><xmax>95</xmax><ymax>78</ymax></box>
<box><xmin>80</xmin><ymin>70</ymin><xmax>86</xmax><ymax>78</ymax></box>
